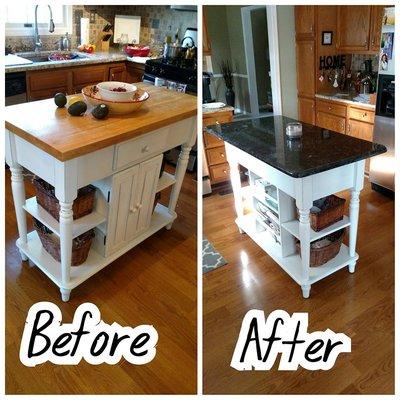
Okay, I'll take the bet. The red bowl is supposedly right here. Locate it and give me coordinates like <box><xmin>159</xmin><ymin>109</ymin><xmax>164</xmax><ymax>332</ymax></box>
<box><xmin>124</xmin><ymin>45</ymin><xmax>150</xmax><ymax>57</ymax></box>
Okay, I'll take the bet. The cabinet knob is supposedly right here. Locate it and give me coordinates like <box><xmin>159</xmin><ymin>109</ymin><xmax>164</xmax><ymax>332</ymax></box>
<box><xmin>328</xmin><ymin>106</ymin><xmax>332</xmax><ymax>110</ymax></box>
<box><xmin>362</xmin><ymin>112</ymin><xmax>367</xmax><ymax>118</ymax></box>
<box><xmin>141</xmin><ymin>145</ymin><xmax>150</xmax><ymax>153</ymax></box>
<box><xmin>220</xmin><ymin>153</ymin><xmax>225</xmax><ymax>158</ymax></box>
<box><xmin>223</xmin><ymin>170</ymin><xmax>227</xmax><ymax>174</ymax></box>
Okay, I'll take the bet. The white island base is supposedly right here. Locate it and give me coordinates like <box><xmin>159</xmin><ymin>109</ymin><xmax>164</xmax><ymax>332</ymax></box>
<box><xmin>225</xmin><ymin>142</ymin><xmax>365</xmax><ymax>298</ymax></box>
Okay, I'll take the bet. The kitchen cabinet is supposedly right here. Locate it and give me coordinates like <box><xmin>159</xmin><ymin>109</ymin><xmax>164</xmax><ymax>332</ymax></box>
<box><xmin>295</xmin><ymin>6</ymin><xmax>315</xmax><ymax>40</ymax></box>
<box><xmin>203</xmin><ymin>12</ymin><xmax>212</xmax><ymax>55</ymax></box>
<box><xmin>347</xmin><ymin>118</ymin><xmax>374</xmax><ymax>141</ymax></box>
<box><xmin>337</xmin><ymin>6</ymin><xmax>383</xmax><ymax>53</ymax></box>
<box><xmin>72</xmin><ymin>64</ymin><xmax>109</xmax><ymax>93</ymax></box>
<box><xmin>109</xmin><ymin>63</ymin><xmax>127</xmax><ymax>82</ymax></box>
<box><xmin>316</xmin><ymin>111</ymin><xmax>346</xmax><ymax>134</ymax></box>
<box><xmin>126</xmin><ymin>62</ymin><xmax>145</xmax><ymax>83</ymax></box>
<box><xmin>107</xmin><ymin>155</ymin><xmax>162</xmax><ymax>255</ymax></box>
<box><xmin>296</xmin><ymin>41</ymin><xmax>315</xmax><ymax>98</ymax></box>
<box><xmin>26</xmin><ymin>69</ymin><xmax>69</xmax><ymax>101</ymax></box>
<box><xmin>298</xmin><ymin>97</ymin><xmax>315</xmax><ymax>125</ymax></box>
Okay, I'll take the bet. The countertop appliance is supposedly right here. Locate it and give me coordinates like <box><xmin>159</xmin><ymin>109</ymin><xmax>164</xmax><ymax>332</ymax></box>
<box><xmin>143</xmin><ymin>58</ymin><xmax>197</xmax><ymax>171</ymax></box>
<box><xmin>370</xmin><ymin>74</ymin><xmax>395</xmax><ymax>194</ymax></box>
<box><xmin>5</xmin><ymin>72</ymin><xmax>27</xmax><ymax>105</ymax></box>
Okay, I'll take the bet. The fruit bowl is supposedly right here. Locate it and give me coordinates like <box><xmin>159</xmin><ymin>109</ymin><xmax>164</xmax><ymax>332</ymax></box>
<box><xmin>124</xmin><ymin>45</ymin><xmax>150</xmax><ymax>57</ymax></box>
<box><xmin>96</xmin><ymin>81</ymin><xmax>137</xmax><ymax>102</ymax></box>
<box><xmin>82</xmin><ymin>85</ymin><xmax>149</xmax><ymax>115</ymax></box>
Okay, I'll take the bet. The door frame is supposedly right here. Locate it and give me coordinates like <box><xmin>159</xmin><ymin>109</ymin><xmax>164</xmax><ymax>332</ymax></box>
<box><xmin>241</xmin><ymin>5</ymin><xmax>282</xmax><ymax>116</ymax></box>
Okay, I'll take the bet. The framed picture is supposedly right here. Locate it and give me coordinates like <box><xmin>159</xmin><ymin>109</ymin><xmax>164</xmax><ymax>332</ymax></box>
<box><xmin>322</xmin><ymin>31</ymin><xmax>333</xmax><ymax>45</ymax></box>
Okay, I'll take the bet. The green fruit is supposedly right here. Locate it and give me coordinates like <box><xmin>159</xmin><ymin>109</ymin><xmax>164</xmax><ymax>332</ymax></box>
<box><xmin>68</xmin><ymin>101</ymin><xmax>87</xmax><ymax>116</ymax></box>
<box><xmin>92</xmin><ymin>104</ymin><xmax>109</xmax><ymax>119</ymax></box>
<box><xmin>54</xmin><ymin>92</ymin><xmax>67</xmax><ymax>108</ymax></box>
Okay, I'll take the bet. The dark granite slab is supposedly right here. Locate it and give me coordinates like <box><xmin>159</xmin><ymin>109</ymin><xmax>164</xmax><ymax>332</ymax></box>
<box><xmin>207</xmin><ymin>115</ymin><xmax>386</xmax><ymax>178</ymax></box>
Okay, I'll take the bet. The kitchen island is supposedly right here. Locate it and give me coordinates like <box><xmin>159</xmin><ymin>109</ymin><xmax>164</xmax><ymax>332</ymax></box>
<box><xmin>208</xmin><ymin>115</ymin><xmax>385</xmax><ymax>298</ymax></box>
<box><xmin>5</xmin><ymin>83</ymin><xmax>196</xmax><ymax>301</ymax></box>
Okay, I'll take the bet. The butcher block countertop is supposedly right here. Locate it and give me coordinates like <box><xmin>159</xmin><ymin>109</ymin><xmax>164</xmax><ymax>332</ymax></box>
<box><xmin>5</xmin><ymin>83</ymin><xmax>197</xmax><ymax>162</ymax></box>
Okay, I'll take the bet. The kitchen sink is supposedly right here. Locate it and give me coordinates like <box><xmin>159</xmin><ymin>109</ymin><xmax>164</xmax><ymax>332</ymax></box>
<box><xmin>17</xmin><ymin>52</ymin><xmax>88</xmax><ymax>63</ymax></box>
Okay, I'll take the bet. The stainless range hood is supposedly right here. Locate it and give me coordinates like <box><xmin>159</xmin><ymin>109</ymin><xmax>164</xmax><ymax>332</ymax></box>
<box><xmin>170</xmin><ymin>5</ymin><xmax>197</xmax><ymax>12</ymax></box>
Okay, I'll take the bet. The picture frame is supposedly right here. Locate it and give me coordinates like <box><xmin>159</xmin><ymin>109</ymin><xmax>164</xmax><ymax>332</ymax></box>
<box><xmin>322</xmin><ymin>31</ymin><xmax>333</xmax><ymax>45</ymax></box>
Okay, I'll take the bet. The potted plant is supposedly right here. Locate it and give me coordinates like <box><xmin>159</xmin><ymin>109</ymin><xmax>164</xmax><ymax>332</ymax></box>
<box><xmin>220</xmin><ymin>60</ymin><xmax>235</xmax><ymax>107</ymax></box>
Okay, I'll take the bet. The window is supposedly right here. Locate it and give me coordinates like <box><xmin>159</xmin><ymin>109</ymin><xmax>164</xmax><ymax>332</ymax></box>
<box><xmin>5</xmin><ymin>4</ymin><xmax>72</xmax><ymax>36</ymax></box>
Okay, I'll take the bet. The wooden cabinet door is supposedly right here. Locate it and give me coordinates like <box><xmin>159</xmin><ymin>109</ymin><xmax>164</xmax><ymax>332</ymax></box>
<box><xmin>107</xmin><ymin>164</ymin><xmax>141</xmax><ymax>254</ymax></box>
<box><xmin>369</xmin><ymin>6</ymin><xmax>384</xmax><ymax>52</ymax></box>
<box><xmin>295</xmin><ymin>6</ymin><xmax>315</xmax><ymax>40</ymax></box>
<box><xmin>347</xmin><ymin>119</ymin><xmax>374</xmax><ymax>141</ymax></box>
<box><xmin>298</xmin><ymin>97</ymin><xmax>315</xmax><ymax>125</ymax></box>
<box><xmin>109</xmin><ymin>64</ymin><xmax>127</xmax><ymax>82</ymax></box>
<box><xmin>203</xmin><ymin>12</ymin><xmax>212</xmax><ymax>55</ymax></box>
<box><xmin>296</xmin><ymin>41</ymin><xmax>315</xmax><ymax>97</ymax></box>
<box><xmin>337</xmin><ymin>6</ymin><xmax>371</xmax><ymax>52</ymax></box>
<box><xmin>316</xmin><ymin>111</ymin><xmax>346</xmax><ymax>134</ymax></box>
<box><xmin>126</xmin><ymin>64</ymin><xmax>145</xmax><ymax>83</ymax></box>
<box><xmin>128</xmin><ymin>154</ymin><xmax>162</xmax><ymax>239</ymax></box>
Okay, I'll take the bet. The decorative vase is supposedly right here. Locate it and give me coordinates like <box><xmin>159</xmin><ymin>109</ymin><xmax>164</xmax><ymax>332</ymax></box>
<box><xmin>225</xmin><ymin>88</ymin><xmax>235</xmax><ymax>107</ymax></box>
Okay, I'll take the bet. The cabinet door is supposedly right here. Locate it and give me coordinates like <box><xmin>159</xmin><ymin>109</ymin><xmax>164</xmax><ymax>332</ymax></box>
<box><xmin>295</xmin><ymin>6</ymin><xmax>315</xmax><ymax>40</ymax></box>
<box><xmin>296</xmin><ymin>41</ymin><xmax>315</xmax><ymax>97</ymax></box>
<box><xmin>316</xmin><ymin>111</ymin><xmax>346</xmax><ymax>134</ymax></box>
<box><xmin>109</xmin><ymin>64</ymin><xmax>127</xmax><ymax>82</ymax></box>
<box><xmin>203</xmin><ymin>11</ymin><xmax>212</xmax><ymax>55</ymax></box>
<box><xmin>126</xmin><ymin>64</ymin><xmax>145</xmax><ymax>83</ymax></box>
<box><xmin>126</xmin><ymin>154</ymin><xmax>162</xmax><ymax>241</ymax></box>
<box><xmin>107</xmin><ymin>164</ymin><xmax>140</xmax><ymax>254</ymax></box>
<box><xmin>72</xmin><ymin>65</ymin><xmax>108</xmax><ymax>87</ymax></box>
<box><xmin>347</xmin><ymin>119</ymin><xmax>374</xmax><ymax>141</ymax></box>
<box><xmin>337</xmin><ymin>6</ymin><xmax>371</xmax><ymax>52</ymax></box>
<box><xmin>369</xmin><ymin>6</ymin><xmax>384</xmax><ymax>52</ymax></box>
<box><xmin>298</xmin><ymin>97</ymin><xmax>315</xmax><ymax>125</ymax></box>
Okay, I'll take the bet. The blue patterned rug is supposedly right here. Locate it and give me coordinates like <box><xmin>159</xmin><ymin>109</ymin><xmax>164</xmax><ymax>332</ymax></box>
<box><xmin>202</xmin><ymin>238</ymin><xmax>228</xmax><ymax>273</ymax></box>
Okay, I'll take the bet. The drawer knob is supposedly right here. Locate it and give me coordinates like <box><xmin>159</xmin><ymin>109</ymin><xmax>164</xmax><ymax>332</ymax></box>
<box><xmin>141</xmin><ymin>145</ymin><xmax>150</xmax><ymax>153</ymax></box>
<box><xmin>220</xmin><ymin>153</ymin><xmax>225</xmax><ymax>157</ymax></box>
<box><xmin>223</xmin><ymin>170</ymin><xmax>227</xmax><ymax>174</ymax></box>
<box><xmin>328</xmin><ymin>106</ymin><xmax>332</xmax><ymax>110</ymax></box>
<box><xmin>362</xmin><ymin>113</ymin><xmax>367</xmax><ymax>117</ymax></box>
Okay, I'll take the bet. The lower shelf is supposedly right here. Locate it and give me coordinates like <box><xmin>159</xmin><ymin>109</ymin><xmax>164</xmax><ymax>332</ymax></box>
<box><xmin>16</xmin><ymin>203</ymin><xmax>176</xmax><ymax>290</ymax></box>
<box><xmin>237</xmin><ymin>214</ymin><xmax>358</xmax><ymax>286</ymax></box>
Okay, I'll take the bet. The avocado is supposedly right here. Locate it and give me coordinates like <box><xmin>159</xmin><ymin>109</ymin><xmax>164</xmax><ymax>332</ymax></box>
<box><xmin>92</xmin><ymin>104</ymin><xmax>109</xmax><ymax>119</ymax></box>
<box><xmin>68</xmin><ymin>101</ymin><xmax>87</xmax><ymax>116</ymax></box>
<box><xmin>54</xmin><ymin>92</ymin><xmax>67</xmax><ymax>108</ymax></box>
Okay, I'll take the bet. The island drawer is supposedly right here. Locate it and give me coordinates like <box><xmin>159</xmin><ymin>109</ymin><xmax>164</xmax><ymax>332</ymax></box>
<box><xmin>209</xmin><ymin>163</ymin><xmax>230</xmax><ymax>183</ymax></box>
<box><xmin>348</xmin><ymin>107</ymin><xmax>375</xmax><ymax>124</ymax></box>
<box><xmin>203</xmin><ymin>130</ymin><xmax>224</xmax><ymax>149</ymax></box>
<box><xmin>316</xmin><ymin>100</ymin><xmax>347</xmax><ymax>117</ymax></box>
<box><xmin>206</xmin><ymin>146</ymin><xmax>227</xmax><ymax>166</ymax></box>
<box><xmin>203</xmin><ymin>111</ymin><xmax>233</xmax><ymax>127</ymax></box>
<box><xmin>113</xmin><ymin>128</ymin><xmax>168</xmax><ymax>170</ymax></box>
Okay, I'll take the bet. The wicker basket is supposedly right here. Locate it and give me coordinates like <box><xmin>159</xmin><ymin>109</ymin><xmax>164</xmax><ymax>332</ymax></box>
<box><xmin>298</xmin><ymin>195</ymin><xmax>346</xmax><ymax>232</ymax></box>
<box><xmin>33</xmin><ymin>218</ymin><xmax>94</xmax><ymax>266</ymax></box>
<box><xmin>33</xmin><ymin>178</ymin><xmax>96</xmax><ymax>221</ymax></box>
<box><xmin>296</xmin><ymin>229</ymin><xmax>345</xmax><ymax>267</ymax></box>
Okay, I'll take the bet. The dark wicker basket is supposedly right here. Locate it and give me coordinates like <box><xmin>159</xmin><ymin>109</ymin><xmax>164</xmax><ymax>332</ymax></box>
<box><xmin>34</xmin><ymin>218</ymin><xmax>94</xmax><ymax>266</ymax></box>
<box><xmin>296</xmin><ymin>228</ymin><xmax>345</xmax><ymax>267</ymax></box>
<box><xmin>33</xmin><ymin>178</ymin><xmax>96</xmax><ymax>221</ymax></box>
<box><xmin>298</xmin><ymin>195</ymin><xmax>346</xmax><ymax>232</ymax></box>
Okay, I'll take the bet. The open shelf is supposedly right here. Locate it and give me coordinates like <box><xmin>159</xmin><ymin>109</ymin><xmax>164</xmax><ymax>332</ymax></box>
<box><xmin>17</xmin><ymin>203</ymin><xmax>176</xmax><ymax>290</ymax></box>
<box><xmin>237</xmin><ymin>214</ymin><xmax>357</xmax><ymax>286</ymax></box>
<box><xmin>23</xmin><ymin>197</ymin><xmax>106</xmax><ymax>239</ymax></box>
<box><xmin>281</xmin><ymin>216</ymin><xmax>351</xmax><ymax>242</ymax></box>
<box><xmin>157</xmin><ymin>172</ymin><xmax>176</xmax><ymax>192</ymax></box>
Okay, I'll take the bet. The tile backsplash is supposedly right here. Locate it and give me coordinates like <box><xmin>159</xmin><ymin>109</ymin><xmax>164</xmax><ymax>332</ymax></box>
<box><xmin>6</xmin><ymin>5</ymin><xmax>197</xmax><ymax>53</ymax></box>
<box><xmin>351</xmin><ymin>54</ymin><xmax>379</xmax><ymax>73</ymax></box>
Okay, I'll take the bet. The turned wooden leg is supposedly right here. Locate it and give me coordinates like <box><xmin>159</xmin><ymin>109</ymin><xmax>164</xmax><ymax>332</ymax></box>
<box><xmin>228</xmin><ymin>160</ymin><xmax>244</xmax><ymax>233</ymax></box>
<box><xmin>60</xmin><ymin>287</ymin><xmax>71</xmax><ymax>302</ymax></box>
<box><xmin>10</xmin><ymin>165</ymin><xmax>28</xmax><ymax>261</ymax></box>
<box><xmin>298</xmin><ymin>208</ymin><xmax>311</xmax><ymax>284</ymax></box>
<box><xmin>166</xmin><ymin>144</ymin><xmax>191</xmax><ymax>230</ymax></box>
<box><xmin>59</xmin><ymin>202</ymin><xmax>73</xmax><ymax>291</ymax></box>
<box><xmin>348</xmin><ymin>189</ymin><xmax>360</xmax><ymax>273</ymax></box>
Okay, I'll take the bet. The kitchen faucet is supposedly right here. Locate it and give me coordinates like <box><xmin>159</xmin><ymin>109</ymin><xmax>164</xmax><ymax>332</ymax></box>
<box><xmin>34</xmin><ymin>5</ymin><xmax>55</xmax><ymax>52</ymax></box>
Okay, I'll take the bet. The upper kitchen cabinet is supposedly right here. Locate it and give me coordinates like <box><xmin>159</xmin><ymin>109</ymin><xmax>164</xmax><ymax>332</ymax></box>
<box><xmin>296</xmin><ymin>41</ymin><xmax>315</xmax><ymax>98</ymax></box>
<box><xmin>295</xmin><ymin>6</ymin><xmax>315</xmax><ymax>40</ymax></box>
<box><xmin>203</xmin><ymin>12</ymin><xmax>212</xmax><ymax>55</ymax></box>
<box><xmin>337</xmin><ymin>6</ymin><xmax>383</xmax><ymax>53</ymax></box>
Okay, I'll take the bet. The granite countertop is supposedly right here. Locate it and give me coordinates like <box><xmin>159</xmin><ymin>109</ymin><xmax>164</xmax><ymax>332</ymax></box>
<box><xmin>315</xmin><ymin>93</ymin><xmax>376</xmax><ymax>110</ymax></box>
<box><xmin>5</xmin><ymin>50</ymin><xmax>153</xmax><ymax>73</ymax></box>
<box><xmin>207</xmin><ymin>115</ymin><xmax>386</xmax><ymax>178</ymax></box>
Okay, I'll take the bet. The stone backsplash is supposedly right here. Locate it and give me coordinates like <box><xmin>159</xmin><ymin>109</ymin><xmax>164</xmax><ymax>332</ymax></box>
<box><xmin>6</xmin><ymin>5</ymin><xmax>197</xmax><ymax>53</ymax></box>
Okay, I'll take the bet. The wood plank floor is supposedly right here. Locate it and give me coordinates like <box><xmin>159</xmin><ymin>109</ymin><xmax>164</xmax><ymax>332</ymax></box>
<box><xmin>203</xmin><ymin>180</ymin><xmax>394</xmax><ymax>394</ymax></box>
<box><xmin>5</xmin><ymin>165</ymin><xmax>197</xmax><ymax>394</ymax></box>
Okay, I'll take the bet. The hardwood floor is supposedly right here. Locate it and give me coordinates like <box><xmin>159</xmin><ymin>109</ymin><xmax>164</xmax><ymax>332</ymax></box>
<box><xmin>5</xmin><ymin>165</ymin><xmax>197</xmax><ymax>394</ymax></box>
<box><xmin>203</xmin><ymin>180</ymin><xmax>394</xmax><ymax>394</ymax></box>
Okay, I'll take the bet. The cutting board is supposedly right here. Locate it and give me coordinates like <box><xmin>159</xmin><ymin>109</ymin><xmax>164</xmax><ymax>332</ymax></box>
<box><xmin>5</xmin><ymin>54</ymin><xmax>33</xmax><ymax>66</ymax></box>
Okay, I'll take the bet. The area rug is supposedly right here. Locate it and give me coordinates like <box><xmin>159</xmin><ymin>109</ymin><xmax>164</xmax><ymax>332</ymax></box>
<box><xmin>202</xmin><ymin>238</ymin><xmax>228</xmax><ymax>273</ymax></box>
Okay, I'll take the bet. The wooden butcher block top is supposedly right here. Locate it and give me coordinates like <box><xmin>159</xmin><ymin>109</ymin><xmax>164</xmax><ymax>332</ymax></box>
<box><xmin>5</xmin><ymin>83</ymin><xmax>197</xmax><ymax>161</ymax></box>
